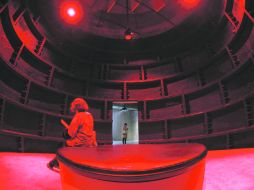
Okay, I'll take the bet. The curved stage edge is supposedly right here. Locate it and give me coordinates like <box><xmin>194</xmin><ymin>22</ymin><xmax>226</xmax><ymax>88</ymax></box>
<box><xmin>57</xmin><ymin>144</ymin><xmax>207</xmax><ymax>190</ymax></box>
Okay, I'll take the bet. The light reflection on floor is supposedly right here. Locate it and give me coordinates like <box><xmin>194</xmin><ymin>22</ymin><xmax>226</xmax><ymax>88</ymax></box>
<box><xmin>112</xmin><ymin>140</ymin><xmax>139</xmax><ymax>145</ymax></box>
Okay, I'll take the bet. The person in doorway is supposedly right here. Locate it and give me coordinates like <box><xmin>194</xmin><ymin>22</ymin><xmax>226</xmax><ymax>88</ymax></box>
<box><xmin>47</xmin><ymin>97</ymin><xmax>97</xmax><ymax>171</ymax></box>
<box><xmin>122</xmin><ymin>123</ymin><xmax>128</xmax><ymax>144</ymax></box>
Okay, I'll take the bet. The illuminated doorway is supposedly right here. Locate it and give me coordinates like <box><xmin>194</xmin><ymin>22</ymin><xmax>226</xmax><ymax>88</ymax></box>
<box><xmin>112</xmin><ymin>101</ymin><xmax>139</xmax><ymax>145</ymax></box>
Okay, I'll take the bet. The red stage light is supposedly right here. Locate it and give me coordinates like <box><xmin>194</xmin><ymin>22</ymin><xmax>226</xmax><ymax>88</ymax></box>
<box><xmin>124</xmin><ymin>34</ymin><xmax>133</xmax><ymax>41</ymax></box>
<box><xmin>124</xmin><ymin>29</ymin><xmax>134</xmax><ymax>41</ymax></box>
<box><xmin>178</xmin><ymin>0</ymin><xmax>201</xmax><ymax>9</ymax></box>
<box><xmin>67</xmin><ymin>8</ymin><xmax>76</xmax><ymax>17</ymax></box>
<box><xmin>60</xmin><ymin>1</ymin><xmax>83</xmax><ymax>24</ymax></box>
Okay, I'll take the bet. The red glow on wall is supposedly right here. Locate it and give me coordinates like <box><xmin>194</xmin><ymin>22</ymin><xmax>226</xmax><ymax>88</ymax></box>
<box><xmin>60</xmin><ymin>1</ymin><xmax>84</xmax><ymax>24</ymax></box>
<box><xmin>232</xmin><ymin>0</ymin><xmax>245</xmax><ymax>24</ymax></box>
<box><xmin>178</xmin><ymin>0</ymin><xmax>201</xmax><ymax>9</ymax></box>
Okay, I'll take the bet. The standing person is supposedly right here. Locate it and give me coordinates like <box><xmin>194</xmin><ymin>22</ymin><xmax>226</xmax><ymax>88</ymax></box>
<box><xmin>48</xmin><ymin>97</ymin><xmax>97</xmax><ymax>170</ymax></box>
<box><xmin>122</xmin><ymin>123</ymin><xmax>128</xmax><ymax>144</ymax></box>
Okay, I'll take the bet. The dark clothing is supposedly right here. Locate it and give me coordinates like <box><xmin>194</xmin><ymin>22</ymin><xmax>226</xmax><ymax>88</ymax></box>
<box><xmin>122</xmin><ymin>137</ymin><xmax>127</xmax><ymax>144</ymax></box>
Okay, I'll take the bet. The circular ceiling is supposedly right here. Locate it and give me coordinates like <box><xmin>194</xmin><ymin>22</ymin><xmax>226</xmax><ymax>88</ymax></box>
<box><xmin>27</xmin><ymin>0</ymin><xmax>224</xmax><ymax>40</ymax></box>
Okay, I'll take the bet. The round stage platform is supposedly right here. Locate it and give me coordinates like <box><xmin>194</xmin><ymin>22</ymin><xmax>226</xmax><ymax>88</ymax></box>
<box><xmin>57</xmin><ymin>143</ymin><xmax>207</xmax><ymax>190</ymax></box>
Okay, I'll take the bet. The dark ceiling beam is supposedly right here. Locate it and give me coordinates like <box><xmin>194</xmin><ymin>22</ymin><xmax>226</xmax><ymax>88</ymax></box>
<box><xmin>130</xmin><ymin>0</ymin><xmax>142</xmax><ymax>12</ymax></box>
<box><xmin>149</xmin><ymin>0</ymin><xmax>166</xmax><ymax>12</ymax></box>
<box><xmin>95</xmin><ymin>1</ymin><xmax>141</xmax><ymax>34</ymax></box>
<box><xmin>95</xmin><ymin>13</ymin><xmax>142</xmax><ymax>35</ymax></box>
<box><xmin>90</xmin><ymin>0</ymin><xmax>99</xmax><ymax>10</ymax></box>
<box><xmin>133</xmin><ymin>0</ymin><xmax>175</xmax><ymax>26</ymax></box>
<box><xmin>116</xmin><ymin>1</ymin><xmax>136</xmax><ymax>13</ymax></box>
<box><xmin>107</xmin><ymin>0</ymin><xmax>117</xmax><ymax>13</ymax></box>
<box><xmin>95</xmin><ymin>1</ymin><xmax>127</xmax><ymax>29</ymax></box>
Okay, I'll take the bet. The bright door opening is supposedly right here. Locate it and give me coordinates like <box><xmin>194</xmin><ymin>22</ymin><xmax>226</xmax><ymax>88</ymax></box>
<box><xmin>112</xmin><ymin>101</ymin><xmax>139</xmax><ymax>145</ymax></box>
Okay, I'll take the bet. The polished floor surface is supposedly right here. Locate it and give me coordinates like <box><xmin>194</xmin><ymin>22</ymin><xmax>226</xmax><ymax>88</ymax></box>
<box><xmin>0</xmin><ymin>147</ymin><xmax>254</xmax><ymax>190</ymax></box>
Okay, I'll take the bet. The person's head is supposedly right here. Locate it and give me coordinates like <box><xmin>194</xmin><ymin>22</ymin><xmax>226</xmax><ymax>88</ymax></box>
<box><xmin>70</xmin><ymin>98</ymin><xmax>89</xmax><ymax>113</ymax></box>
<box><xmin>124</xmin><ymin>123</ymin><xmax>127</xmax><ymax>126</ymax></box>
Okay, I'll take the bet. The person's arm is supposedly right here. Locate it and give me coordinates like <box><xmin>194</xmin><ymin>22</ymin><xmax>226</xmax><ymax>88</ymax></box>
<box><xmin>60</xmin><ymin>119</ymin><xmax>69</xmax><ymax>129</ymax></box>
<box><xmin>67</xmin><ymin>114</ymin><xmax>80</xmax><ymax>138</ymax></box>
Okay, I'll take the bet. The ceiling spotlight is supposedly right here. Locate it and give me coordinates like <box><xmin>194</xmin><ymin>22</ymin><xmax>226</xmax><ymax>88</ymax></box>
<box><xmin>124</xmin><ymin>28</ymin><xmax>134</xmax><ymax>41</ymax></box>
<box><xmin>60</xmin><ymin>1</ymin><xmax>84</xmax><ymax>24</ymax></box>
<box><xmin>67</xmin><ymin>8</ymin><xmax>76</xmax><ymax>17</ymax></box>
<box><xmin>178</xmin><ymin>0</ymin><xmax>201</xmax><ymax>9</ymax></box>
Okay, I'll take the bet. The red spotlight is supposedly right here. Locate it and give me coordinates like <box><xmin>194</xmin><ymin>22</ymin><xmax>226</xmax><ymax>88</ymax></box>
<box><xmin>178</xmin><ymin>0</ymin><xmax>201</xmax><ymax>9</ymax></box>
<box><xmin>60</xmin><ymin>1</ymin><xmax>83</xmax><ymax>24</ymax></box>
<box><xmin>125</xmin><ymin>34</ymin><xmax>133</xmax><ymax>41</ymax></box>
<box><xmin>124</xmin><ymin>29</ymin><xmax>134</xmax><ymax>41</ymax></box>
<box><xmin>67</xmin><ymin>8</ymin><xmax>76</xmax><ymax>17</ymax></box>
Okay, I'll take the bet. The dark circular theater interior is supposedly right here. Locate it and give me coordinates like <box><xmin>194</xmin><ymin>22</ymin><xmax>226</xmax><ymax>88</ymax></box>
<box><xmin>0</xmin><ymin>0</ymin><xmax>254</xmax><ymax>153</ymax></box>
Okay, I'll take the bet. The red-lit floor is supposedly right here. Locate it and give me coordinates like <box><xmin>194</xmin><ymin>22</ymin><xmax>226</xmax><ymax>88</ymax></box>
<box><xmin>0</xmin><ymin>148</ymin><xmax>254</xmax><ymax>190</ymax></box>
